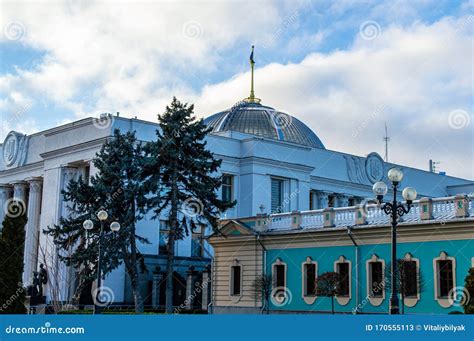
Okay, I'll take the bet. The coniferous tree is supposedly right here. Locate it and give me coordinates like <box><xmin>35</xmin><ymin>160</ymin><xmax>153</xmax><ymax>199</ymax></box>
<box><xmin>464</xmin><ymin>267</ymin><xmax>474</xmax><ymax>314</ymax></box>
<box><xmin>0</xmin><ymin>213</ymin><xmax>27</xmax><ymax>314</ymax></box>
<box><xmin>143</xmin><ymin>97</ymin><xmax>235</xmax><ymax>313</ymax></box>
<box><xmin>44</xmin><ymin>129</ymin><xmax>149</xmax><ymax>313</ymax></box>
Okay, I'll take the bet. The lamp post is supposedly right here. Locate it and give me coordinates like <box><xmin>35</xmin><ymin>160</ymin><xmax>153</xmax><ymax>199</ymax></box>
<box><xmin>83</xmin><ymin>210</ymin><xmax>121</xmax><ymax>314</ymax></box>
<box><xmin>372</xmin><ymin>168</ymin><xmax>417</xmax><ymax>315</ymax></box>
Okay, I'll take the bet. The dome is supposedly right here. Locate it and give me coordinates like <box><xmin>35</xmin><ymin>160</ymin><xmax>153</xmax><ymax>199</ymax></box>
<box><xmin>204</xmin><ymin>101</ymin><xmax>325</xmax><ymax>149</ymax></box>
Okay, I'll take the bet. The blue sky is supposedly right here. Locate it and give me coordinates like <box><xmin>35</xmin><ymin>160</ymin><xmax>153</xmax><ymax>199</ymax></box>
<box><xmin>0</xmin><ymin>0</ymin><xmax>472</xmax><ymax>179</ymax></box>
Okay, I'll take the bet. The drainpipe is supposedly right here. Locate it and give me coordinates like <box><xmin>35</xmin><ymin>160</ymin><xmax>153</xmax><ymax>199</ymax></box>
<box><xmin>208</xmin><ymin>256</ymin><xmax>214</xmax><ymax>314</ymax></box>
<box><xmin>256</xmin><ymin>233</ymin><xmax>267</xmax><ymax>313</ymax></box>
<box><xmin>347</xmin><ymin>227</ymin><xmax>359</xmax><ymax>313</ymax></box>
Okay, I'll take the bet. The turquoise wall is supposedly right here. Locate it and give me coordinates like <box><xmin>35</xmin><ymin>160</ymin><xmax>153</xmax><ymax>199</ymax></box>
<box><xmin>266</xmin><ymin>239</ymin><xmax>474</xmax><ymax>314</ymax></box>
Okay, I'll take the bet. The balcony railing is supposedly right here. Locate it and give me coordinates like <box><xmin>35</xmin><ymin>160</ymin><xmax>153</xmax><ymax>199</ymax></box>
<box><xmin>261</xmin><ymin>194</ymin><xmax>473</xmax><ymax>231</ymax></box>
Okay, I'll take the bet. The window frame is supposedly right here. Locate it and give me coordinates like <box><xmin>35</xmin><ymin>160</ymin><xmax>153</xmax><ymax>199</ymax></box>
<box><xmin>334</xmin><ymin>255</ymin><xmax>352</xmax><ymax>306</ymax></box>
<box><xmin>301</xmin><ymin>257</ymin><xmax>318</xmax><ymax>304</ymax></box>
<box><xmin>366</xmin><ymin>254</ymin><xmax>385</xmax><ymax>306</ymax></box>
<box><xmin>229</xmin><ymin>259</ymin><xmax>243</xmax><ymax>302</ymax></box>
<box><xmin>271</xmin><ymin>258</ymin><xmax>287</xmax><ymax>305</ymax></box>
<box><xmin>221</xmin><ymin>174</ymin><xmax>234</xmax><ymax>204</ymax></box>
<box><xmin>270</xmin><ymin>177</ymin><xmax>285</xmax><ymax>214</ymax></box>
<box><xmin>433</xmin><ymin>251</ymin><xmax>456</xmax><ymax>308</ymax></box>
<box><xmin>400</xmin><ymin>253</ymin><xmax>420</xmax><ymax>307</ymax></box>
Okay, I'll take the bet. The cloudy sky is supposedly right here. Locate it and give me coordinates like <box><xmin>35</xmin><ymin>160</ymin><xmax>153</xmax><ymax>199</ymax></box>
<box><xmin>0</xmin><ymin>0</ymin><xmax>472</xmax><ymax>179</ymax></box>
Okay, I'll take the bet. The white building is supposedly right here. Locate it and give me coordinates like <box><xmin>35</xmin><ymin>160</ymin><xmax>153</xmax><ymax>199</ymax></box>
<box><xmin>1</xmin><ymin>96</ymin><xmax>472</xmax><ymax>309</ymax></box>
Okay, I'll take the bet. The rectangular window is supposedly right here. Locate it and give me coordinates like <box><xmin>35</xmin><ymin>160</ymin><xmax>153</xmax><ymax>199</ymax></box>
<box><xmin>231</xmin><ymin>266</ymin><xmax>241</xmax><ymax>296</ymax></box>
<box><xmin>222</xmin><ymin>174</ymin><xmax>234</xmax><ymax>204</ymax></box>
<box><xmin>337</xmin><ymin>263</ymin><xmax>350</xmax><ymax>296</ymax></box>
<box><xmin>159</xmin><ymin>220</ymin><xmax>170</xmax><ymax>255</ymax></box>
<box><xmin>304</xmin><ymin>263</ymin><xmax>317</xmax><ymax>296</ymax></box>
<box><xmin>191</xmin><ymin>225</ymin><xmax>203</xmax><ymax>257</ymax></box>
<box><xmin>84</xmin><ymin>164</ymin><xmax>90</xmax><ymax>184</ymax></box>
<box><xmin>370</xmin><ymin>262</ymin><xmax>383</xmax><ymax>297</ymax></box>
<box><xmin>328</xmin><ymin>195</ymin><xmax>335</xmax><ymax>208</ymax></box>
<box><xmin>271</xmin><ymin>178</ymin><xmax>284</xmax><ymax>213</ymax></box>
<box><xmin>438</xmin><ymin>260</ymin><xmax>454</xmax><ymax>298</ymax></box>
<box><xmin>401</xmin><ymin>261</ymin><xmax>417</xmax><ymax>297</ymax></box>
<box><xmin>274</xmin><ymin>264</ymin><xmax>285</xmax><ymax>288</ymax></box>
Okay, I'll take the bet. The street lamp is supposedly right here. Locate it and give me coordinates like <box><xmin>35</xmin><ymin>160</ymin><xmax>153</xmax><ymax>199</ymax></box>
<box><xmin>83</xmin><ymin>210</ymin><xmax>120</xmax><ymax>314</ymax></box>
<box><xmin>372</xmin><ymin>168</ymin><xmax>417</xmax><ymax>315</ymax></box>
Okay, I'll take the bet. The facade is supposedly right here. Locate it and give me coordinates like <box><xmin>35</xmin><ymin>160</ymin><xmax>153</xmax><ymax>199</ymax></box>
<box><xmin>0</xmin><ymin>95</ymin><xmax>472</xmax><ymax>310</ymax></box>
<box><xmin>208</xmin><ymin>195</ymin><xmax>474</xmax><ymax>314</ymax></box>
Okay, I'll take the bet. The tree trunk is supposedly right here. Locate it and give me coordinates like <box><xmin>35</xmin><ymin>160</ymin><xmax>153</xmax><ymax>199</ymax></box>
<box><xmin>165</xmin><ymin>164</ymin><xmax>179</xmax><ymax>314</ymax></box>
<box><xmin>129</xmin><ymin>198</ymin><xmax>144</xmax><ymax>313</ymax></box>
<box><xmin>331</xmin><ymin>296</ymin><xmax>334</xmax><ymax>314</ymax></box>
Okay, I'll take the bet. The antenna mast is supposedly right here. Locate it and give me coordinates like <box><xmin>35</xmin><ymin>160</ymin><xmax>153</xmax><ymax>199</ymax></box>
<box><xmin>383</xmin><ymin>122</ymin><xmax>390</xmax><ymax>162</ymax></box>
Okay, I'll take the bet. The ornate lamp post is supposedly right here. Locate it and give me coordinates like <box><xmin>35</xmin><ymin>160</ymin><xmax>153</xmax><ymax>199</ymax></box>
<box><xmin>372</xmin><ymin>168</ymin><xmax>417</xmax><ymax>315</ymax></box>
<box><xmin>83</xmin><ymin>210</ymin><xmax>121</xmax><ymax>314</ymax></box>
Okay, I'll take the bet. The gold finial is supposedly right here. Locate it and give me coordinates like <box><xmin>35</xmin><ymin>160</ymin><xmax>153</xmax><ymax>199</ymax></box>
<box><xmin>245</xmin><ymin>45</ymin><xmax>261</xmax><ymax>103</ymax></box>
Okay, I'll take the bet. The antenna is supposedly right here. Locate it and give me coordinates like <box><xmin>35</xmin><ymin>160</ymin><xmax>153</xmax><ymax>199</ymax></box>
<box><xmin>383</xmin><ymin>122</ymin><xmax>390</xmax><ymax>162</ymax></box>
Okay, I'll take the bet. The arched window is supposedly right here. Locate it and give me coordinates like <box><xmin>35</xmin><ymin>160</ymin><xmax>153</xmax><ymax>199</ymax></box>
<box><xmin>433</xmin><ymin>251</ymin><xmax>456</xmax><ymax>308</ymax></box>
<box><xmin>334</xmin><ymin>256</ymin><xmax>351</xmax><ymax>306</ymax></box>
<box><xmin>366</xmin><ymin>254</ymin><xmax>385</xmax><ymax>306</ymax></box>
<box><xmin>301</xmin><ymin>257</ymin><xmax>317</xmax><ymax>304</ymax></box>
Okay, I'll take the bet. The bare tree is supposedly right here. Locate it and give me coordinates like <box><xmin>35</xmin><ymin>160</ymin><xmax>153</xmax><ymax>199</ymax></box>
<box><xmin>251</xmin><ymin>275</ymin><xmax>272</xmax><ymax>314</ymax></box>
<box><xmin>384</xmin><ymin>259</ymin><xmax>425</xmax><ymax>314</ymax></box>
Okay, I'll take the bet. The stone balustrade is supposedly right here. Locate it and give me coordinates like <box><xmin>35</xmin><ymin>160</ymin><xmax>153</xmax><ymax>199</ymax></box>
<box><xmin>220</xmin><ymin>194</ymin><xmax>474</xmax><ymax>232</ymax></box>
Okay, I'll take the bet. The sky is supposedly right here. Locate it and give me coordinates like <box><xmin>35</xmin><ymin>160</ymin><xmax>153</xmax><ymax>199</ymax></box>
<box><xmin>0</xmin><ymin>0</ymin><xmax>473</xmax><ymax>179</ymax></box>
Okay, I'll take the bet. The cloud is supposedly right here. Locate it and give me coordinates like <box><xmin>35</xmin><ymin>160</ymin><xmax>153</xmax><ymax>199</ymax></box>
<box><xmin>0</xmin><ymin>1</ymin><xmax>472</xmax><ymax>179</ymax></box>
<box><xmin>191</xmin><ymin>16</ymin><xmax>473</xmax><ymax>179</ymax></box>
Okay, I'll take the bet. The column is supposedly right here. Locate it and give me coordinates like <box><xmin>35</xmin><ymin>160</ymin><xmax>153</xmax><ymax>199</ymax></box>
<box><xmin>0</xmin><ymin>184</ymin><xmax>13</xmax><ymax>227</ymax></box>
<box><xmin>201</xmin><ymin>265</ymin><xmax>211</xmax><ymax>311</ymax></box>
<box><xmin>152</xmin><ymin>266</ymin><xmax>163</xmax><ymax>309</ymax></box>
<box><xmin>316</xmin><ymin>191</ymin><xmax>329</xmax><ymax>209</ymax></box>
<box><xmin>58</xmin><ymin>167</ymin><xmax>78</xmax><ymax>301</ymax></box>
<box><xmin>12</xmin><ymin>181</ymin><xmax>28</xmax><ymax>203</ymax></box>
<box><xmin>185</xmin><ymin>266</ymin><xmax>198</xmax><ymax>309</ymax></box>
<box><xmin>23</xmin><ymin>178</ymin><xmax>43</xmax><ymax>285</ymax></box>
<box><xmin>337</xmin><ymin>194</ymin><xmax>349</xmax><ymax>208</ymax></box>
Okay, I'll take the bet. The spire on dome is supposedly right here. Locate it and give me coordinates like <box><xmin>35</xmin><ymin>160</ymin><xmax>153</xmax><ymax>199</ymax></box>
<box><xmin>245</xmin><ymin>45</ymin><xmax>261</xmax><ymax>103</ymax></box>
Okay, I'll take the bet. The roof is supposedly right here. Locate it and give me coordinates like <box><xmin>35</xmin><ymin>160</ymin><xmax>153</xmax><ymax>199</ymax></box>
<box><xmin>204</xmin><ymin>101</ymin><xmax>325</xmax><ymax>149</ymax></box>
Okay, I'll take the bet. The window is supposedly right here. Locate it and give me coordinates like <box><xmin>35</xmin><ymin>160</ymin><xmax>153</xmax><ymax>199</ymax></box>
<box><xmin>159</xmin><ymin>220</ymin><xmax>170</xmax><ymax>255</ymax></box>
<box><xmin>328</xmin><ymin>195</ymin><xmax>335</xmax><ymax>208</ymax></box>
<box><xmin>84</xmin><ymin>164</ymin><xmax>90</xmax><ymax>184</ymax></box>
<box><xmin>304</xmin><ymin>263</ymin><xmax>317</xmax><ymax>296</ymax></box>
<box><xmin>191</xmin><ymin>225</ymin><xmax>203</xmax><ymax>257</ymax></box>
<box><xmin>370</xmin><ymin>262</ymin><xmax>383</xmax><ymax>297</ymax></box>
<box><xmin>309</xmin><ymin>191</ymin><xmax>316</xmax><ymax>210</ymax></box>
<box><xmin>337</xmin><ymin>262</ymin><xmax>350</xmax><ymax>296</ymax></box>
<box><xmin>230</xmin><ymin>265</ymin><xmax>241</xmax><ymax>296</ymax></box>
<box><xmin>271</xmin><ymin>178</ymin><xmax>284</xmax><ymax>213</ymax></box>
<box><xmin>437</xmin><ymin>260</ymin><xmax>454</xmax><ymax>298</ymax></box>
<box><xmin>222</xmin><ymin>174</ymin><xmax>234</xmax><ymax>204</ymax></box>
<box><xmin>400</xmin><ymin>260</ymin><xmax>417</xmax><ymax>297</ymax></box>
<box><xmin>273</xmin><ymin>259</ymin><xmax>286</xmax><ymax>289</ymax></box>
